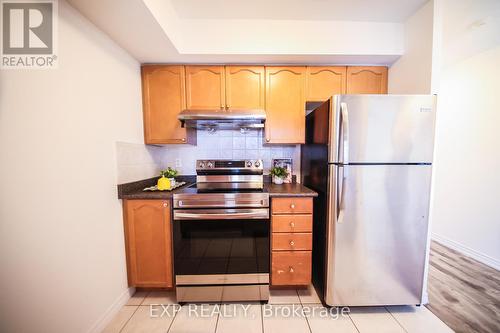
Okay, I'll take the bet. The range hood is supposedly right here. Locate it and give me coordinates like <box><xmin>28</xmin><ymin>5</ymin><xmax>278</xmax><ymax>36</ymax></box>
<box><xmin>178</xmin><ymin>109</ymin><xmax>266</xmax><ymax>131</ymax></box>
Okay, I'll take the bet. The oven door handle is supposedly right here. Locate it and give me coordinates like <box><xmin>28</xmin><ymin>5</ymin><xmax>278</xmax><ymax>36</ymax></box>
<box><xmin>174</xmin><ymin>209</ymin><xmax>269</xmax><ymax>220</ymax></box>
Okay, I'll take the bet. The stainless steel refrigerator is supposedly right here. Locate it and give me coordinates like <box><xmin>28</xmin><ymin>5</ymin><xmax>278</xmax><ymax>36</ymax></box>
<box><xmin>301</xmin><ymin>94</ymin><xmax>436</xmax><ymax>306</ymax></box>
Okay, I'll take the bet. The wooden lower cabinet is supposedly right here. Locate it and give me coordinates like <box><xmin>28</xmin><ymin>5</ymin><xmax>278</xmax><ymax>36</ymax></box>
<box><xmin>271</xmin><ymin>215</ymin><xmax>312</xmax><ymax>233</ymax></box>
<box><xmin>123</xmin><ymin>200</ymin><xmax>173</xmax><ymax>288</ymax></box>
<box><xmin>271</xmin><ymin>251</ymin><xmax>312</xmax><ymax>286</ymax></box>
<box><xmin>271</xmin><ymin>196</ymin><xmax>313</xmax><ymax>286</ymax></box>
<box><xmin>272</xmin><ymin>233</ymin><xmax>312</xmax><ymax>251</ymax></box>
<box><xmin>271</xmin><ymin>197</ymin><xmax>313</xmax><ymax>214</ymax></box>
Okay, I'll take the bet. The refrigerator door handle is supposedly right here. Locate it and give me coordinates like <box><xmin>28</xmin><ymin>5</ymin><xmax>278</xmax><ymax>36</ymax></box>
<box><xmin>340</xmin><ymin>102</ymin><xmax>349</xmax><ymax>164</ymax></box>
<box><xmin>337</xmin><ymin>166</ymin><xmax>346</xmax><ymax>223</ymax></box>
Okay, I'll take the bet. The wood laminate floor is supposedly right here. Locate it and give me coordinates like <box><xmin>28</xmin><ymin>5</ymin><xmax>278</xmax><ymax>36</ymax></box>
<box><xmin>426</xmin><ymin>241</ymin><xmax>500</xmax><ymax>333</ymax></box>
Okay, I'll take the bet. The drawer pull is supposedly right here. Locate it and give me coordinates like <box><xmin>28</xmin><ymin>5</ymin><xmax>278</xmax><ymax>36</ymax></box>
<box><xmin>290</xmin><ymin>204</ymin><xmax>295</xmax><ymax>209</ymax></box>
<box><xmin>290</xmin><ymin>222</ymin><xmax>295</xmax><ymax>228</ymax></box>
<box><xmin>289</xmin><ymin>266</ymin><xmax>295</xmax><ymax>273</ymax></box>
<box><xmin>163</xmin><ymin>202</ymin><xmax>168</xmax><ymax>208</ymax></box>
<box><xmin>289</xmin><ymin>240</ymin><xmax>295</xmax><ymax>246</ymax></box>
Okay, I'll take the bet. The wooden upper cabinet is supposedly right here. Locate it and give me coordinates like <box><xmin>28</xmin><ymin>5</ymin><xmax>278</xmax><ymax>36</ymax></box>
<box><xmin>265</xmin><ymin>67</ymin><xmax>306</xmax><ymax>144</ymax></box>
<box><xmin>225</xmin><ymin>66</ymin><xmax>265</xmax><ymax>109</ymax></box>
<box><xmin>124</xmin><ymin>200</ymin><xmax>173</xmax><ymax>288</ymax></box>
<box><xmin>185</xmin><ymin>66</ymin><xmax>225</xmax><ymax>110</ymax></box>
<box><xmin>142</xmin><ymin>65</ymin><xmax>193</xmax><ymax>144</ymax></box>
<box><xmin>306</xmin><ymin>66</ymin><xmax>346</xmax><ymax>101</ymax></box>
<box><xmin>346</xmin><ymin>66</ymin><xmax>388</xmax><ymax>94</ymax></box>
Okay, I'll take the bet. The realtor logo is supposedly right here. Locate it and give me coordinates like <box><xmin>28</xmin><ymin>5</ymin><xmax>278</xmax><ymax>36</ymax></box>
<box><xmin>1</xmin><ymin>0</ymin><xmax>58</xmax><ymax>69</ymax></box>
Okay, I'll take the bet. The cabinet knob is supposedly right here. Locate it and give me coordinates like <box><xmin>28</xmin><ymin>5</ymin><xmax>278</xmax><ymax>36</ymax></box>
<box><xmin>289</xmin><ymin>222</ymin><xmax>295</xmax><ymax>228</ymax></box>
<box><xmin>289</xmin><ymin>240</ymin><xmax>295</xmax><ymax>246</ymax></box>
<box><xmin>289</xmin><ymin>266</ymin><xmax>295</xmax><ymax>273</ymax></box>
<box><xmin>290</xmin><ymin>204</ymin><xmax>295</xmax><ymax>209</ymax></box>
<box><xmin>266</xmin><ymin>138</ymin><xmax>270</xmax><ymax>142</ymax></box>
<box><xmin>163</xmin><ymin>202</ymin><xmax>168</xmax><ymax>207</ymax></box>
<box><xmin>181</xmin><ymin>138</ymin><xmax>186</xmax><ymax>142</ymax></box>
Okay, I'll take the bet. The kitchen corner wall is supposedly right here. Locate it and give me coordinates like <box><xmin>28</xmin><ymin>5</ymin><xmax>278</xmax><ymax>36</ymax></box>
<box><xmin>116</xmin><ymin>130</ymin><xmax>301</xmax><ymax>183</ymax></box>
<box><xmin>0</xmin><ymin>1</ymin><xmax>143</xmax><ymax>332</ymax></box>
<box><xmin>388</xmin><ymin>0</ymin><xmax>434</xmax><ymax>94</ymax></box>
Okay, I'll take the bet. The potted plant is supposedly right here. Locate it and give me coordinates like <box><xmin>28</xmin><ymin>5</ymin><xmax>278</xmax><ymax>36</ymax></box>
<box><xmin>160</xmin><ymin>167</ymin><xmax>179</xmax><ymax>187</ymax></box>
<box><xmin>270</xmin><ymin>166</ymin><xmax>289</xmax><ymax>185</ymax></box>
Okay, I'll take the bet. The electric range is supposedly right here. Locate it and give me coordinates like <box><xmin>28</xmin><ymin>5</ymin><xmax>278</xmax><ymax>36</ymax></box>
<box><xmin>172</xmin><ymin>159</ymin><xmax>270</xmax><ymax>302</ymax></box>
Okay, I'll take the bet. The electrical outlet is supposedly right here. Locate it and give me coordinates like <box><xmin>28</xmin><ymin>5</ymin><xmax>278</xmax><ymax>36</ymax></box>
<box><xmin>175</xmin><ymin>158</ymin><xmax>182</xmax><ymax>168</ymax></box>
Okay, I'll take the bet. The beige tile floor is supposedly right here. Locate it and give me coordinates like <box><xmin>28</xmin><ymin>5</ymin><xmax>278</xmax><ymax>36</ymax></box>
<box><xmin>102</xmin><ymin>287</ymin><xmax>454</xmax><ymax>333</ymax></box>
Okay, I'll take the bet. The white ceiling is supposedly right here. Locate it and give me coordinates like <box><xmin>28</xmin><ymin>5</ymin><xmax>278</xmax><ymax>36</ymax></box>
<box><xmin>170</xmin><ymin>0</ymin><xmax>428</xmax><ymax>22</ymax></box>
<box><xmin>67</xmin><ymin>0</ymin><xmax>429</xmax><ymax>64</ymax></box>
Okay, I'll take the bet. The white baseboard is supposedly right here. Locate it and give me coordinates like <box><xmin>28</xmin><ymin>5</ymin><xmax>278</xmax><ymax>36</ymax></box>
<box><xmin>432</xmin><ymin>233</ymin><xmax>500</xmax><ymax>271</ymax></box>
<box><xmin>421</xmin><ymin>292</ymin><xmax>429</xmax><ymax>305</ymax></box>
<box><xmin>86</xmin><ymin>287</ymin><xmax>135</xmax><ymax>333</ymax></box>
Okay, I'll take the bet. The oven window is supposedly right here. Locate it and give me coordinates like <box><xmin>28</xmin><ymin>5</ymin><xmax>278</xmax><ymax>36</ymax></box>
<box><xmin>173</xmin><ymin>219</ymin><xmax>269</xmax><ymax>276</ymax></box>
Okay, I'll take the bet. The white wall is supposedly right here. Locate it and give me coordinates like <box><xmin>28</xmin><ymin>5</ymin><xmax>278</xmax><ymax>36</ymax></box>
<box><xmin>388</xmin><ymin>1</ymin><xmax>434</xmax><ymax>94</ymax></box>
<box><xmin>0</xmin><ymin>1</ymin><xmax>143</xmax><ymax>332</ymax></box>
<box><xmin>430</xmin><ymin>0</ymin><xmax>500</xmax><ymax>269</ymax></box>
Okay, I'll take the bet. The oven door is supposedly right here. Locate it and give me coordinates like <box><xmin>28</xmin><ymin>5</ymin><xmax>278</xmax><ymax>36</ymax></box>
<box><xmin>173</xmin><ymin>208</ymin><xmax>270</xmax><ymax>301</ymax></box>
<box><xmin>173</xmin><ymin>208</ymin><xmax>269</xmax><ymax>302</ymax></box>
<box><xmin>173</xmin><ymin>208</ymin><xmax>270</xmax><ymax>280</ymax></box>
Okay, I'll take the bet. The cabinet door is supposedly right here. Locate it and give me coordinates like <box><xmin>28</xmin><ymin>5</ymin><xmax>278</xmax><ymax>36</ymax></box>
<box><xmin>225</xmin><ymin>66</ymin><xmax>265</xmax><ymax>109</ymax></box>
<box><xmin>185</xmin><ymin>66</ymin><xmax>225</xmax><ymax>110</ymax></box>
<box><xmin>346</xmin><ymin>66</ymin><xmax>388</xmax><ymax>94</ymax></box>
<box><xmin>265</xmin><ymin>67</ymin><xmax>306</xmax><ymax>144</ymax></box>
<box><xmin>142</xmin><ymin>66</ymin><xmax>192</xmax><ymax>144</ymax></box>
<box><xmin>124</xmin><ymin>200</ymin><xmax>173</xmax><ymax>288</ymax></box>
<box><xmin>306</xmin><ymin>66</ymin><xmax>346</xmax><ymax>101</ymax></box>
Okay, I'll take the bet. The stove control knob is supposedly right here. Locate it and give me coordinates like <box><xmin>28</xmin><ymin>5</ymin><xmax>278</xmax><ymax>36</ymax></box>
<box><xmin>254</xmin><ymin>161</ymin><xmax>261</xmax><ymax>168</ymax></box>
<box><xmin>198</xmin><ymin>161</ymin><xmax>205</xmax><ymax>169</ymax></box>
<box><xmin>246</xmin><ymin>161</ymin><xmax>253</xmax><ymax>167</ymax></box>
<box><xmin>207</xmin><ymin>161</ymin><xmax>214</xmax><ymax>168</ymax></box>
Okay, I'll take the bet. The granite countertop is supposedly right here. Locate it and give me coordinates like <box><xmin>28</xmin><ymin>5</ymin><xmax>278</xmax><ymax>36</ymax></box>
<box><xmin>117</xmin><ymin>176</ymin><xmax>195</xmax><ymax>200</ymax></box>
<box><xmin>118</xmin><ymin>176</ymin><xmax>317</xmax><ymax>200</ymax></box>
<box><xmin>264</xmin><ymin>182</ymin><xmax>318</xmax><ymax>197</ymax></box>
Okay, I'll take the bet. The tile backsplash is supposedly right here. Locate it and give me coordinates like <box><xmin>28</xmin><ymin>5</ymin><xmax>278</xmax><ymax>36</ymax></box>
<box><xmin>115</xmin><ymin>142</ymin><xmax>162</xmax><ymax>184</ymax></box>
<box><xmin>116</xmin><ymin>129</ymin><xmax>301</xmax><ymax>184</ymax></box>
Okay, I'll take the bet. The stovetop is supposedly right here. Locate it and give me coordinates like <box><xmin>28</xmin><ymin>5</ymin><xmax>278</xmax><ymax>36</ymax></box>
<box><xmin>174</xmin><ymin>183</ymin><xmax>266</xmax><ymax>195</ymax></box>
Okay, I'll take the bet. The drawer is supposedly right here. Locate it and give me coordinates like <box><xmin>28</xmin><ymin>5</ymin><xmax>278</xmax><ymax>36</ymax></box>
<box><xmin>272</xmin><ymin>233</ymin><xmax>312</xmax><ymax>251</ymax></box>
<box><xmin>271</xmin><ymin>251</ymin><xmax>311</xmax><ymax>286</ymax></box>
<box><xmin>272</xmin><ymin>214</ymin><xmax>312</xmax><ymax>233</ymax></box>
<box><xmin>272</xmin><ymin>197</ymin><xmax>313</xmax><ymax>214</ymax></box>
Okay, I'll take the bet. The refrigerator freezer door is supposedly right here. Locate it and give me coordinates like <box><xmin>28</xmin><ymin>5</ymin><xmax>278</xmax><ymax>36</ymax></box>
<box><xmin>329</xmin><ymin>95</ymin><xmax>436</xmax><ymax>164</ymax></box>
<box><xmin>325</xmin><ymin>164</ymin><xmax>432</xmax><ymax>306</ymax></box>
